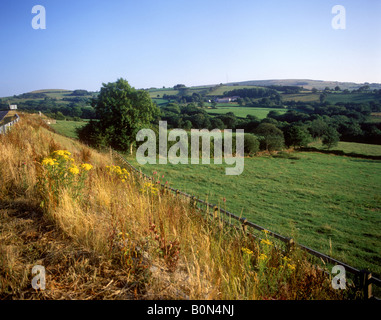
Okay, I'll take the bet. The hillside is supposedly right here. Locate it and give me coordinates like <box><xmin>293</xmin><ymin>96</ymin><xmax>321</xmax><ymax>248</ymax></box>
<box><xmin>224</xmin><ymin>79</ymin><xmax>381</xmax><ymax>91</ymax></box>
<box><xmin>0</xmin><ymin>114</ymin><xmax>358</xmax><ymax>300</ymax></box>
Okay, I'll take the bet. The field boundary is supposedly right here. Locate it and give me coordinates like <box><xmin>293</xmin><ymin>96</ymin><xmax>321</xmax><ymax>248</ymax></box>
<box><xmin>112</xmin><ymin>150</ymin><xmax>381</xmax><ymax>299</ymax></box>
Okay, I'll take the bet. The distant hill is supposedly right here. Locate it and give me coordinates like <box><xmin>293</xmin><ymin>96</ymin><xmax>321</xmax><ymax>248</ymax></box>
<box><xmin>30</xmin><ymin>89</ymin><xmax>72</xmax><ymax>93</ymax></box>
<box><xmin>223</xmin><ymin>79</ymin><xmax>381</xmax><ymax>91</ymax></box>
<box><xmin>2</xmin><ymin>79</ymin><xmax>381</xmax><ymax>100</ymax></box>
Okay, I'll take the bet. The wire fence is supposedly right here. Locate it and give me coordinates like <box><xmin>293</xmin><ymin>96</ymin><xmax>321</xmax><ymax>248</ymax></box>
<box><xmin>0</xmin><ymin>113</ymin><xmax>20</xmax><ymax>135</ymax></box>
<box><xmin>112</xmin><ymin>150</ymin><xmax>381</xmax><ymax>300</ymax></box>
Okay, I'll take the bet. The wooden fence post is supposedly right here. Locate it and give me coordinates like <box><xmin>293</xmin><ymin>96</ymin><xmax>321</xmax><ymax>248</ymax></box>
<box><xmin>242</xmin><ymin>218</ymin><xmax>248</xmax><ymax>234</ymax></box>
<box><xmin>286</xmin><ymin>237</ymin><xmax>294</xmax><ymax>253</ymax></box>
<box><xmin>213</xmin><ymin>206</ymin><xmax>218</xmax><ymax>220</ymax></box>
<box><xmin>360</xmin><ymin>270</ymin><xmax>373</xmax><ymax>299</ymax></box>
<box><xmin>191</xmin><ymin>196</ymin><xmax>197</xmax><ymax>208</ymax></box>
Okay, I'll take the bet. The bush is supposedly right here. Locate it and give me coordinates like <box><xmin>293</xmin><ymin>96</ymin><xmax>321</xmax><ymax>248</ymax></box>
<box><xmin>244</xmin><ymin>134</ymin><xmax>260</xmax><ymax>155</ymax></box>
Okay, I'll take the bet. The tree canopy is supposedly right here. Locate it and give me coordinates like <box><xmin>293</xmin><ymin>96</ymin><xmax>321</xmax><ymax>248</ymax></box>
<box><xmin>79</xmin><ymin>78</ymin><xmax>159</xmax><ymax>151</ymax></box>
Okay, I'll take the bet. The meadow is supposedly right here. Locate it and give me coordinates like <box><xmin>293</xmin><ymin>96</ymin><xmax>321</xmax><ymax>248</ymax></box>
<box><xmin>308</xmin><ymin>140</ymin><xmax>381</xmax><ymax>157</ymax></box>
<box><xmin>281</xmin><ymin>92</ymin><xmax>320</xmax><ymax>102</ymax></box>
<box><xmin>206</xmin><ymin>85</ymin><xmax>262</xmax><ymax>96</ymax></box>
<box><xmin>126</xmin><ymin>151</ymin><xmax>381</xmax><ymax>277</ymax></box>
<box><xmin>50</xmin><ymin>120</ymin><xmax>89</xmax><ymax>138</ymax></box>
<box><xmin>326</xmin><ymin>93</ymin><xmax>380</xmax><ymax>104</ymax></box>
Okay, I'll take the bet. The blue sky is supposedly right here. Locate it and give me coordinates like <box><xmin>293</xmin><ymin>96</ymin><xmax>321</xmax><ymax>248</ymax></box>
<box><xmin>0</xmin><ymin>0</ymin><xmax>380</xmax><ymax>96</ymax></box>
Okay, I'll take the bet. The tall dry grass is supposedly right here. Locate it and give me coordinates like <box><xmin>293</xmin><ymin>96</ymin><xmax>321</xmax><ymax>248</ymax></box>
<box><xmin>0</xmin><ymin>114</ymin><xmax>360</xmax><ymax>299</ymax></box>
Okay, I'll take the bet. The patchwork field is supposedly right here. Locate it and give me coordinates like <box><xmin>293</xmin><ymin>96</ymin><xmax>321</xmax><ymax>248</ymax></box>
<box><xmin>206</xmin><ymin>106</ymin><xmax>288</xmax><ymax>119</ymax></box>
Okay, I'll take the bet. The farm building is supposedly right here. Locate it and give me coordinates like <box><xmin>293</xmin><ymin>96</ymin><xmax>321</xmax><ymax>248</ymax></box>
<box><xmin>215</xmin><ymin>96</ymin><xmax>240</xmax><ymax>103</ymax></box>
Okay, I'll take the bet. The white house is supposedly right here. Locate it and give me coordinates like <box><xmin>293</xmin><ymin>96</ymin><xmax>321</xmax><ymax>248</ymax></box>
<box><xmin>215</xmin><ymin>96</ymin><xmax>240</xmax><ymax>103</ymax></box>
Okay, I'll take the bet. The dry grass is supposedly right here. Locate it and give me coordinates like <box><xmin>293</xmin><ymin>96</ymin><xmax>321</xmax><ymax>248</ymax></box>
<box><xmin>0</xmin><ymin>114</ymin><xmax>361</xmax><ymax>300</ymax></box>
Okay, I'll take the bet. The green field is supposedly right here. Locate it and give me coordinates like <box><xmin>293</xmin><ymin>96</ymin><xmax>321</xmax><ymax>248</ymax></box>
<box><xmin>206</xmin><ymin>106</ymin><xmax>287</xmax><ymax>119</ymax></box>
<box><xmin>149</xmin><ymin>89</ymin><xmax>179</xmax><ymax>98</ymax></box>
<box><xmin>206</xmin><ymin>85</ymin><xmax>262</xmax><ymax>96</ymax></box>
<box><xmin>281</xmin><ymin>92</ymin><xmax>320</xmax><ymax>102</ymax></box>
<box><xmin>370</xmin><ymin>113</ymin><xmax>381</xmax><ymax>123</ymax></box>
<box><xmin>309</xmin><ymin>140</ymin><xmax>381</xmax><ymax>157</ymax></box>
<box><xmin>50</xmin><ymin>120</ymin><xmax>88</xmax><ymax>138</ymax></box>
<box><xmin>326</xmin><ymin>93</ymin><xmax>381</xmax><ymax>104</ymax></box>
<box><xmin>125</xmin><ymin>152</ymin><xmax>381</xmax><ymax>276</ymax></box>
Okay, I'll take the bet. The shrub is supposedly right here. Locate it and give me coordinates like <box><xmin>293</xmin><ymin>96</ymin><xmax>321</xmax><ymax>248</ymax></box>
<box><xmin>244</xmin><ymin>134</ymin><xmax>260</xmax><ymax>155</ymax></box>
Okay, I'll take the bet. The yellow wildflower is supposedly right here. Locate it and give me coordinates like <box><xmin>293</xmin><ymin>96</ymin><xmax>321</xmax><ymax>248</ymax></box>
<box><xmin>260</xmin><ymin>239</ymin><xmax>273</xmax><ymax>246</ymax></box>
<box><xmin>80</xmin><ymin>163</ymin><xmax>93</xmax><ymax>171</ymax></box>
<box><xmin>287</xmin><ymin>263</ymin><xmax>296</xmax><ymax>271</ymax></box>
<box><xmin>42</xmin><ymin>158</ymin><xmax>57</xmax><ymax>166</ymax></box>
<box><xmin>241</xmin><ymin>247</ymin><xmax>253</xmax><ymax>255</ymax></box>
<box><xmin>140</xmin><ymin>182</ymin><xmax>158</xmax><ymax>195</ymax></box>
<box><xmin>68</xmin><ymin>165</ymin><xmax>80</xmax><ymax>175</ymax></box>
<box><xmin>53</xmin><ymin>150</ymin><xmax>71</xmax><ymax>157</ymax></box>
<box><xmin>259</xmin><ymin>253</ymin><xmax>267</xmax><ymax>261</ymax></box>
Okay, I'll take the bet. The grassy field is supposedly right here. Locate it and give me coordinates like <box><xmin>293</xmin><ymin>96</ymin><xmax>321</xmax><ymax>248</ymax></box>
<box><xmin>206</xmin><ymin>106</ymin><xmax>287</xmax><ymax>119</ymax></box>
<box><xmin>50</xmin><ymin>120</ymin><xmax>88</xmax><ymax>138</ymax></box>
<box><xmin>206</xmin><ymin>85</ymin><xmax>262</xmax><ymax>96</ymax></box>
<box><xmin>370</xmin><ymin>113</ymin><xmax>381</xmax><ymax>123</ymax></box>
<box><xmin>149</xmin><ymin>89</ymin><xmax>179</xmax><ymax>98</ymax></box>
<box><xmin>309</xmin><ymin>140</ymin><xmax>381</xmax><ymax>157</ymax></box>
<box><xmin>281</xmin><ymin>92</ymin><xmax>320</xmax><ymax>102</ymax></box>
<box><xmin>326</xmin><ymin>93</ymin><xmax>381</xmax><ymax>104</ymax></box>
<box><xmin>126</xmin><ymin>152</ymin><xmax>381</xmax><ymax>276</ymax></box>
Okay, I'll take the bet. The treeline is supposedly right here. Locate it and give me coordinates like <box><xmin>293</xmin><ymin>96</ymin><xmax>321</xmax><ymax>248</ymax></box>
<box><xmin>160</xmin><ymin>100</ymin><xmax>381</xmax><ymax>149</ymax></box>
<box><xmin>267</xmin><ymin>85</ymin><xmax>303</xmax><ymax>94</ymax></box>
<box><xmin>0</xmin><ymin>90</ymin><xmax>98</xmax><ymax>120</ymax></box>
<box><xmin>223</xmin><ymin>87</ymin><xmax>280</xmax><ymax>100</ymax></box>
<box><xmin>0</xmin><ymin>97</ymin><xmax>97</xmax><ymax>120</ymax></box>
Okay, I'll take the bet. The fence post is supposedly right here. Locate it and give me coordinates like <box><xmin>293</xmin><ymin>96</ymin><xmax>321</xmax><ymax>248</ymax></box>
<box><xmin>191</xmin><ymin>196</ymin><xmax>197</xmax><ymax>208</ymax></box>
<box><xmin>360</xmin><ymin>270</ymin><xmax>373</xmax><ymax>299</ymax></box>
<box><xmin>286</xmin><ymin>237</ymin><xmax>295</xmax><ymax>253</ymax></box>
<box><xmin>213</xmin><ymin>206</ymin><xmax>218</xmax><ymax>220</ymax></box>
<box><xmin>242</xmin><ymin>218</ymin><xmax>248</xmax><ymax>234</ymax></box>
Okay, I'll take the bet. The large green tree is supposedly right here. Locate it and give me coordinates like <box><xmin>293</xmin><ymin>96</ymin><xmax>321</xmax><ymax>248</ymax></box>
<box><xmin>255</xmin><ymin>123</ymin><xmax>284</xmax><ymax>151</ymax></box>
<box><xmin>81</xmin><ymin>78</ymin><xmax>159</xmax><ymax>152</ymax></box>
<box><xmin>284</xmin><ymin>124</ymin><xmax>312</xmax><ymax>148</ymax></box>
<box><xmin>322</xmin><ymin>127</ymin><xmax>340</xmax><ymax>149</ymax></box>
